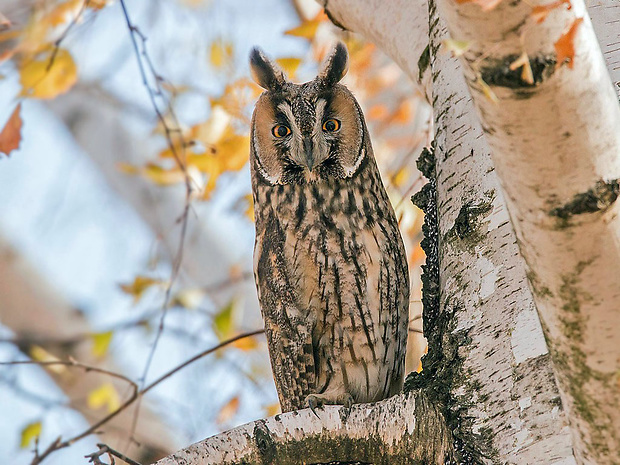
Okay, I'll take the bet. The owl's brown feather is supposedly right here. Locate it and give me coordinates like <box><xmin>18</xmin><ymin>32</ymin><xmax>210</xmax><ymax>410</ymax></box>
<box><xmin>250</xmin><ymin>44</ymin><xmax>409</xmax><ymax>412</ymax></box>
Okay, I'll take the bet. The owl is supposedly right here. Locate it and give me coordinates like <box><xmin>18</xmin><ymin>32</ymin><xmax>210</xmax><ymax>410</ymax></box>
<box><xmin>249</xmin><ymin>43</ymin><xmax>409</xmax><ymax>414</ymax></box>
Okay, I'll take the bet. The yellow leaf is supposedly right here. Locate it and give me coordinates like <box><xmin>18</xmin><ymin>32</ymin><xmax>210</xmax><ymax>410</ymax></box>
<box><xmin>143</xmin><ymin>163</ymin><xmax>186</xmax><ymax>186</ymax></box>
<box><xmin>477</xmin><ymin>75</ymin><xmax>499</xmax><ymax>104</ymax></box>
<box><xmin>91</xmin><ymin>331</ymin><xmax>113</xmax><ymax>358</ymax></box>
<box><xmin>392</xmin><ymin>168</ymin><xmax>409</xmax><ymax>189</ymax></box>
<box><xmin>119</xmin><ymin>275</ymin><xmax>162</xmax><ymax>303</ymax></box>
<box><xmin>265</xmin><ymin>403</ymin><xmax>281</xmax><ymax>417</ymax></box>
<box><xmin>275</xmin><ymin>57</ymin><xmax>302</xmax><ymax>79</ymax></box>
<box><xmin>210</xmin><ymin>39</ymin><xmax>233</xmax><ymax>69</ymax></box>
<box><xmin>213</xmin><ymin>300</ymin><xmax>236</xmax><ymax>339</ymax></box>
<box><xmin>171</xmin><ymin>288</ymin><xmax>205</xmax><ymax>309</ymax></box>
<box><xmin>19</xmin><ymin>47</ymin><xmax>77</xmax><ymax>99</ymax></box>
<box><xmin>0</xmin><ymin>103</ymin><xmax>23</xmax><ymax>156</ymax></box>
<box><xmin>20</xmin><ymin>421</ymin><xmax>42</xmax><ymax>449</ymax></box>
<box><xmin>87</xmin><ymin>383</ymin><xmax>120</xmax><ymax>413</ymax></box>
<box><xmin>117</xmin><ymin>162</ymin><xmax>140</xmax><ymax>175</ymax></box>
<box><xmin>509</xmin><ymin>51</ymin><xmax>534</xmax><ymax>85</ymax></box>
<box><xmin>89</xmin><ymin>0</ymin><xmax>110</xmax><ymax>10</ymax></box>
<box><xmin>233</xmin><ymin>336</ymin><xmax>258</xmax><ymax>351</ymax></box>
<box><xmin>216</xmin><ymin>396</ymin><xmax>240</xmax><ymax>425</ymax></box>
<box><xmin>443</xmin><ymin>39</ymin><xmax>470</xmax><ymax>57</ymax></box>
<box><xmin>284</xmin><ymin>19</ymin><xmax>321</xmax><ymax>40</ymax></box>
<box><xmin>29</xmin><ymin>346</ymin><xmax>65</xmax><ymax>374</ymax></box>
<box><xmin>244</xmin><ymin>193</ymin><xmax>255</xmax><ymax>222</ymax></box>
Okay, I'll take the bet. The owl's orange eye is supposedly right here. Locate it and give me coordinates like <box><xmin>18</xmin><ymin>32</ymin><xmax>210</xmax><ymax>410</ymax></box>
<box><xmin>322</xmin><ymin>118</ymin><xmax>340</xmax><ymax>132</ymax></box>
<box><xmin>272</xmin><ymin>124</ymin><xmax>291</xmax><ymax>138</ymax></box>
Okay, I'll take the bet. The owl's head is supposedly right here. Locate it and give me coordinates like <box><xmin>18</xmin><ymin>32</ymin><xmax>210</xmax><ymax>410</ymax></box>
<box><xmin>249</xmin><ymin>43</ymin><xmax>367</xmax><ymax>185</ymax></box>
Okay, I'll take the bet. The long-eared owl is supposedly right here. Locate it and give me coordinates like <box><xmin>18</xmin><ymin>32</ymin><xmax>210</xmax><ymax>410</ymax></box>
<box><xmin>249</xmin><ymin>43</ymin><xmax>409</xmax><ymax>413</ymax></box>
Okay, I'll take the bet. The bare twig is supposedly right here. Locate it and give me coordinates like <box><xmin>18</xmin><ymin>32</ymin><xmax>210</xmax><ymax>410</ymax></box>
<box><xmin>86</xmin><ymin>443</ymin><xmax>142</xmax><ymax>465</ymax></box>
<box><xmin>117</xmin><ymin>0</ymin><xmax>195</xmax><ymax>445</ymax></box>
<box><xmin>46</xmin><ymin>0</ymin><xmax>92</xmax><ymax>72</ymax></box>
<box><xmin>6</xmin><ymin>329</ymin><xmax>264</xmax><ymax>464</ymax></box>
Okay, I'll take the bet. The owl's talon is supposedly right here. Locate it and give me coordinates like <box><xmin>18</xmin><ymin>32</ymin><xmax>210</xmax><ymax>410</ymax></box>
<box><xmin>306</xmin><ymin>395</ymin><xmax>322</xmax><ymax>418</ymax></box>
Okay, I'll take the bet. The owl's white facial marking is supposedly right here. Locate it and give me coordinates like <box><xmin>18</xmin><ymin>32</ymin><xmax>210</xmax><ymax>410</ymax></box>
<box><xmin>343</xmin><ymin>147</ymin><xmax>366</xmax><ymax>177</ymax></box>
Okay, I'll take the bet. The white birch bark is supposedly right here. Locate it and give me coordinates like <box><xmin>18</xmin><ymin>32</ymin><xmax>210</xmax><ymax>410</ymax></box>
<box><xmin>154</xmin><ymin>393</ymin><xmax>453</xmax><ymax>465</ymax></box>
<box><xmin>434</xmin><ymin>1</ymin><xmax>620</xmax><ymax>461</ymax></box>
<box><xmin>319</xmin><ymin>0</ymin><xmax>432</xmax><ymax>98</ymax></box>
<box><xmin>0</xmin><ymin>236</ymin><xmax>178</xmax><ymax>462</ymax></box>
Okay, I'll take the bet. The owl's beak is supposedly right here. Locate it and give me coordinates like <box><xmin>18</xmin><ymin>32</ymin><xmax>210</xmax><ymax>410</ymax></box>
<box><xmin>303</xmin><ymin>136</ymin><xmax>315</xmax><ymax>171</ymax></box>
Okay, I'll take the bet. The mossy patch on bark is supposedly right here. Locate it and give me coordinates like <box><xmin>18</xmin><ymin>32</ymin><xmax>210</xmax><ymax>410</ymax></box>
<box><xmin>408</xmin><ymin>143</ymin><xmax>491</xmax><ymax>464</ymax></box>
<box><xmin>549</xmin><ymin>179</ymin><xmax>619</xmax><ymax>224</ymax></box>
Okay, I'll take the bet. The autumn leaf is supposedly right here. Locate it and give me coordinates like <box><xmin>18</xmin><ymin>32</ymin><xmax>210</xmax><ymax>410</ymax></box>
<box><xmin>265</xmin><ymin>403</ymin><xmax>281</xmax><ymax>417</ymax></box>
<box><xmin>285</xmin><ymin>19</ymin><xmax>321</xmax><ymax>40</ymax></box>
<box><xmin>142</xmin><ymin>163</ymin><xmax>186</xmax><ymax>186</ymax></box>
<box><xmin>233</xmin><ymin>335</ymin><xmax>258</xmax><ymax>351</ymax></box>
<box><xmin>19</xmin><ymin>421</ymin><xmax>42</xmax><ymax>449</ymax></box>
<box><xmin>19</xmin><ymin>47</ymin><xmax>77</xmax><ymax>99</ymax></box>
<box><xmin>119</xmin><ymin>275</ymin><xmax>163</xmax><ymax>303</ymax></box>
<box><xmin>555</xmin><ymin>17</ymin><xmax>583</xmax><ymax>70</ymax></box>
<box><xmin>210</xmin><ymin>39</ymin><xmax>233</xmax><ymax>69</ymax></box>
<box><xmin>87</xmin><ymin>383</ymin><xmax>120</xmax><ymax>413</ymax></box>
<box><xmin>46</xmin><ymin>0</ymin><xmax>83</xmax><ymax>27</ymax></box>
<box><xmin>30</xmin><ymin>345</ymin><xmax>65</xmax><ymax>374</ymax></box>
<box><xmin>275</xmin><ymin>57</ymin><xmax>302</xmax><ymax>79</ymax></box>
<box><xmin>0</xmin><ymin>103</ymin><xmax>23</xmax><ymax>156</ymax></box>
<box><xmin>476</xmin><ymin>75</ymin><xmax>499</xmax><ymax>104</ymax></box>
<box><xmin>91</xmin><ymin>331</ymin><xmax>113</xmax><ymax>358</ymax></box>
<box><xmin>213</xmin><ymin>300</ymin><xmax>236</xmax><ymax>339</ymax></box>
<box><xmin>509</xmin><ymin>51</ymin><xmax>534</xmax><ymax>84</ymax></box>
<box><xmin>188</xmin><ymin>108</ymin><xmax>249</xmax><ymax>199</ymax></box>
<box><xmin>243</xmin><ymin>193</ymin><xmax>255</xmax><ymax>222</ymax></box>
<box><xmin>531</xmin><ymin>0</ymin><xmax>571</xmax><ymax>24</ymax></box>
<box><xmin>391</xmin><ymin>167</ymin><xmax>409</xmax><ymax>189</ymax></box>
<box><xmin>454</xmin><ymin>0</ymin><xmax>503</xmax><ymax>11</ymax></box>
<box><xmin>216</xmin><ymin>396</ymin><xmax>240</xmax><ymax>425</ymax></box>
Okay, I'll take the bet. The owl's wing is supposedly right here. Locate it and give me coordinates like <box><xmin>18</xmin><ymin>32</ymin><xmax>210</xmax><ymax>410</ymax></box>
<box><xmin>255</xmin><ymin>213</ymin><xmax>315</xmax><ymax>412</ymax></box>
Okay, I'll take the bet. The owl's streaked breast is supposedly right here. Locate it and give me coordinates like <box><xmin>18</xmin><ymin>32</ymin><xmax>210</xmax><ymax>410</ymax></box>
<box><xmin>253</xmin><ymin>156</ymin><xmax>409</xmax><ymax>404</ymax></box>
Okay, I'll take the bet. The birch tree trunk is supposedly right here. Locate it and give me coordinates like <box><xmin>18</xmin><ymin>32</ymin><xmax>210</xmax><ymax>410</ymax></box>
<box><xmin>434</xmin><ymin>1</ymin><xmax>620</xmax><ymax>461</ymax></box>
<box><xmin>154</xmin><ymin>1</ymin><xmax>620</xmax><ymax>463</ymax></box>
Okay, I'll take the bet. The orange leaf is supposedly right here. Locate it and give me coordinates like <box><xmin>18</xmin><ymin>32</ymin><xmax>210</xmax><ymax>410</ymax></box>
<box><xmin>285</xmin><ymin>19</ymin><xmax>320</xmax><ymax>40</ymax></box>
<box><xmin>265</xmin><ymin>403</ymin><xmax>281</xmax><ymax>417</ymax></box>
<box><xmin>0</xmin><ymin>103</ymin><xmax>22</xmax><ymax>156</ymax></box>
<box><xmin>454</xmin><ymin>0</ymin><xmax>503</xmax><ymax>11</ymax></box>
<box><xmin>555</xmin><ymin>17</ymin><xmax>583</xmax><ymax>70</ymax></box>
<box><xmin>531</xmin><ymin>0</ymin><xmax>571</xmax><ymax>24</ymax></box>
<box><xmin>216</xmin><ymin>396</ymin><xmax>240</xmax><ymax>425</ymax></box>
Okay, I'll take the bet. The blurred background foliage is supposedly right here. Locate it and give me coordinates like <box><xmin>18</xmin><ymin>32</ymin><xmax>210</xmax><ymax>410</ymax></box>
<box><xmin>0</xmin><ymin>0</ymin><xmax>429</xmax><ymax>463</ymax></box>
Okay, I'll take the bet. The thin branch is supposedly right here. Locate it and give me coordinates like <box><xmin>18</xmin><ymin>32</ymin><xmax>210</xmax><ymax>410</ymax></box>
<box><xmin>117</xmin><ymin>0</ymin><xmax>194</xmax><ymax>445</ymax></box>
<box><xmin>86</xmin><ymin>443</ymin><xmax>142</xmax><ymax>465</ymax></box>
<box><xmin>0</xmin><ymin>359</ymin><xmax>139</xmax><ymax>393</ymax></box>
<box><xmin>46</xmin><ymin>0</ymin><xmax>92</xmax><ymax>72</ymax></box>
<box><xmin>8</xmin><ymin>329</ymin><xmax>264</xmax><ymax>465</ymax></box>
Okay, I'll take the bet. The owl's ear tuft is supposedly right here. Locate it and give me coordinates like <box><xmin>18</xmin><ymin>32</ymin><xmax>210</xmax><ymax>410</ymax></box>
<box><xmin>250</xmin><ymin>47</ymin><xmax>286</xmax><ymax>91</ymax></box>
<box><xmin>317</xmin><ymin>42</ymin><xmax>348</xmax><ymax>87</ymax></box>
